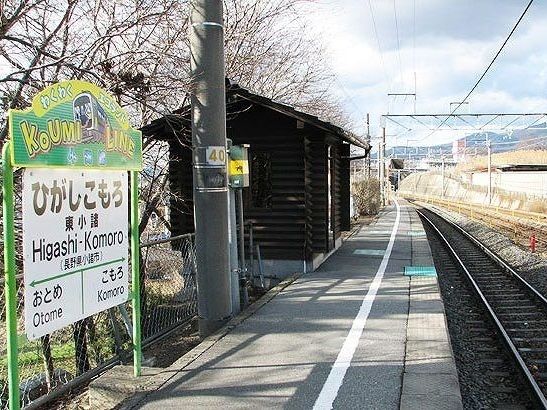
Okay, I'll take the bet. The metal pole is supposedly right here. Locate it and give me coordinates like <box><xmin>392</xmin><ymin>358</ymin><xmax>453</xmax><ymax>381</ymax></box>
<box><xmin>366</xmin><ymin>113</ymin><xmax>371</xmax><ymax>178</ymax></box>
<box><xmin>228</xmin><ymin>189</ymin><xmax>240</xmax><ymax>315</ymax></box>
<box><xmin>190</xmin><ymin>0</ymin><xmax>232</xmax><ymax>337</ymax></box>
<box><xmin>377</xmin><ymin>142</ymin><xmax>381</xmax><ymax>181</ymax></box>
<box><xmin>487</xmin><ymin>139</ymin><xmax>492</xmax><ymax>205</ymax></box>
<box><xmin>130</xmin><ymin>170</ymin><xmax>142</xmax><ymax>377</ymax></box>
<box><xmin>237</xmin><ymin>189</ymin><xmax>246</xmax><ymax>276</ymax></box>
<box><xmin>377</xmin><ymin>142</ymin><xmax>382</xmax><ymax>205</ymax></box>
<box><xmin>414</xmin><ymin>72</ymin><xmax>417</xmax><ymax>114</ymax></box>
<box><xmin>3</xmin><ymin>142</ymin><xmax>20</xmax><ymax>410</ymax></box>
<box><xmin>236</xmin><ymin>188</ymin><xmax>249</xmax><ymax>306</ymax></box>
<box><xmin>382</xmin><ymin>126</ymin><xmax>386</xmax><ymax>206</ymax></box>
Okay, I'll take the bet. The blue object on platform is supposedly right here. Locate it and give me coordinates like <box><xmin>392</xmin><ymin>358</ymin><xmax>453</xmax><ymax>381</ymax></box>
<box><xmin>404</xmin><ymin>266</ymin><xmax>437</xmax><ymax>276</ymax></box>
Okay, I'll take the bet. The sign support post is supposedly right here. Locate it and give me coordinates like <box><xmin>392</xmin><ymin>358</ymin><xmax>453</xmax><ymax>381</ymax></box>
<box><xmin>3</xmin><ymin>141</ymin><xmax>20</xmax><ymax>410</ymax></box>
<box><xmin>130</xmin><ymin>170</ymin><xmax>142</xmax><ymax>377</ymax></box>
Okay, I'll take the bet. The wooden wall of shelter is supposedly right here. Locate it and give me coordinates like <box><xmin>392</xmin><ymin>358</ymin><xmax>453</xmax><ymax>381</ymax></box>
<box><xmin>142</xmin><ymin>89</ymin><xmax>363</xmax><ymax>263</ymax></box>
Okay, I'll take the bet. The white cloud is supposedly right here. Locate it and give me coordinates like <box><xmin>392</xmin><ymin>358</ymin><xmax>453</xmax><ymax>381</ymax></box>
<box><xmin>302</xmin><ymin>0</ymin><xmax>547</xmax><ymax>146</ymax></box>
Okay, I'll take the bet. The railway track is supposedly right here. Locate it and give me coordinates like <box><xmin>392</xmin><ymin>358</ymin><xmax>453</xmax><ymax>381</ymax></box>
<box><xmin>406</xmin><ymin>195</ymin><xmax>547</xmax><ymax>254</ymax></box>
<box><xmin>418</xmin><ymin>207</ymin><xmax>547</xmax><ymax>409</ymax></box>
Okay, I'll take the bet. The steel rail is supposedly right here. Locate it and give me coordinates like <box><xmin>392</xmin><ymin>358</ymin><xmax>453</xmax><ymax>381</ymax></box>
<box><xmin>431</xmin><ymin>208</ymin><xmax>547</xmax><ymax>307</ymax></box>
<box><xmin>408</xmin><ymin>196</ymin><xmax>547</xmax><ymax>252</ymax></box>
<box><xmin>407</xmin><ymin>195</ymin><xmax>547</xmax><ymax>224</ymax></box>
<box><xmin>417</xmin><ymin>208</ymin><xmax>547</xmax><ymax>409</ymax></box>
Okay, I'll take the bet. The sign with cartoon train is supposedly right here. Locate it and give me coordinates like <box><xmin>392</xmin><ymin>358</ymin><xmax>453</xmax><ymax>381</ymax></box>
<box><xmin>7</xmin><ymin>80</ymin><xmax>142</xmax><ymax>339</ymax></box>
<box><xmin>8</xmin><ymin>80</ymin><xmax>142</xmax><ymax>170</ymax></box>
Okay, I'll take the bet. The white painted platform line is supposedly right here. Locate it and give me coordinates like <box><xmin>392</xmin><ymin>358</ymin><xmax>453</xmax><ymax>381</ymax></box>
<box><xmin>353</xmin><ymin>249</ymin><xmax>385</xmax><ymax>256</ymax></box>
<box><xmin>313</xmin><ymin>200</ymin><xmax>402</xmax><ymax>410</ymax></box>
<box><xmin>353</xmin><ymin>230</ymin><xmax>392</xmax><ymax>235</ymax></box>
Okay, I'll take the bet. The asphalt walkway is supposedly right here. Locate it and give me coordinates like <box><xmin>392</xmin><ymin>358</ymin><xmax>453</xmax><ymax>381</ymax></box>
<box><xmin>131</xmin><ymin>200</ymin><xmax>462</xmax><ymax>409</ymax></box>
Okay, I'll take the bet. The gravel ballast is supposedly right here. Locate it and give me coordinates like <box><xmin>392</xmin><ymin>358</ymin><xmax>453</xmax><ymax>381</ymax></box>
<box><xmin>423</xmin><ymin>204</ymin><xmax>547</xmax><ymax>298</ymax></box>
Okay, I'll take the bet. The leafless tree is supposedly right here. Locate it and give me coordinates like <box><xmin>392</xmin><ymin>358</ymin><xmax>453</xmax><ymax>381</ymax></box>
<box><xmin>0</xmin><ymin>0</ymin><xmax>357</xmax><ymax>377</ymax></box>
<box><xmin>223</xmin><ymin>0</ymin><xmax>350</xmax><ymax>127</ymax></box>
<box><xmin>1</xmin><ymin>0</ymin><xmax>352</xmax><ymax>234</ymax></box>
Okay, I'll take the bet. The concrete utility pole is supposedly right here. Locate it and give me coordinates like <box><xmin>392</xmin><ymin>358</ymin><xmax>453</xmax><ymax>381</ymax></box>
<box><xmin>381</xmin><ymin>126</ymin><xmax>386</xmax><ymax>206</ymax></box>
<box><xmin>378</xmin><ymin>144</ymin><xmax>383</xmax><ymax>205</ymax></box>
<box><xmin>487</xmin><ymin>138</ymin><xmax>492</xmax><ymax>205</ymax></box>
<box><xmin>190</xmin><ymin>0</ymin><xmax>232</xmax><ymax>337</ymax></box>
<box><xmin>366</xmin><ymin>113</ymin><xmax>371</xmax><ymax>178</ymax></box>
<box><xmin>377</xmin><ymin>142</ymin><xmax>381</xmax><ymax>181</ymax></box>
<box><xmin>441</xmin><ymin>155</ymin><xmax>446</xmax><ymax>198</ymax></box>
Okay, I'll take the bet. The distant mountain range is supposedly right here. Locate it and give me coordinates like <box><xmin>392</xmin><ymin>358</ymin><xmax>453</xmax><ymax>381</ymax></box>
<box><xmin>370</xmin><ymin>123</ymin><xmax>547</xmax><ymax>160</ymax></box>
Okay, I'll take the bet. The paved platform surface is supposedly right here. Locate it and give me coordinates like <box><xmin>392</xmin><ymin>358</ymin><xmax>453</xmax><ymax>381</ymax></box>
<box><xmin>133</xmin><ymin>200</ymin><xmax>462</xmax><ymax>409</ymax></box>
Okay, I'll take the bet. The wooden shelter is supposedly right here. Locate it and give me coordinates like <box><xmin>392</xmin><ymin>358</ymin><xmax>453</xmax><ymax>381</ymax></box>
<box><xmin>142</xmin><ymin>83</ymin><xmax>370</xmax><ymax>277</ymax></box>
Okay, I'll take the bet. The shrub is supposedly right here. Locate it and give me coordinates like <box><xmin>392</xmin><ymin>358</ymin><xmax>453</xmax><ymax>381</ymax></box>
<box><xmin>527</xmin><ymin>200</ymin><xmax>547</xmax><ymax>214</ymax></box>
<box><xmin>353</xmin><ymin>177</ymin><xmax>381</xmax><ymax>216</ymax></box>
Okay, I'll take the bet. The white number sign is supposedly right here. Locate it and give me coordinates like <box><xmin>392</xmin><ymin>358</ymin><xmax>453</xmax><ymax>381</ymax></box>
<box><xmin>205</xmin><ymin>146</ymin><xmax>226</xmax><ymax>165</ymax></box>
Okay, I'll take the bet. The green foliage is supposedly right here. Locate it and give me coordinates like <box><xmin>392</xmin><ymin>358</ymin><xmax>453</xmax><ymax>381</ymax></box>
<box><xmin>352</xmin><ymin>177</ymin><xmax>381</xmax><ymax>216</ymax></box>
<box><xmin>0</xmin><ymin>337</ymin><xmax>75</xmax><ymax>381</ymax></box>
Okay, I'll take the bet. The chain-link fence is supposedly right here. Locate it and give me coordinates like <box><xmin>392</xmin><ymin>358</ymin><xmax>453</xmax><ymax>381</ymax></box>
<box><xmin>140</xmin><ymin>234</ymin><xmax>197</xmax><ymax>343</ymax></box>
<box><xmin>0</xmin><ymin>233</ymin><xmax>197</xmax><ymax>409</ymax></box>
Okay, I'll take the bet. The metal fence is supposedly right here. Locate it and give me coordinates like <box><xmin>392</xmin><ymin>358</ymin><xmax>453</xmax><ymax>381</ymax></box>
<box><xmin>0</xmin><ymin>233</ymin><xmax>197</xmax><ymax>409</ymax></box>
<box><xmin>140</xmin><ymin>234</ymin><xmax>197</xmax><ymax>343</ymax></box>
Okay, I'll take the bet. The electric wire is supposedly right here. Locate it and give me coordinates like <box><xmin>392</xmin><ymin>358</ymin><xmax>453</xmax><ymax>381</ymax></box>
<box><xmin>367</xmin><ymin>0</ymin><xmax>390</xmax><ymax>85</ymax></box>
<box><xmin>418</xmin><ymin>0</ymin><xmax>535</xmax><ymax>143</ymax></box>
<box><xmin>335</xmin><ymin>77</ymin><xmax>366</xmax><ymax>118</ymax></box>
<box><xmin>392</xmin><ymin>0</ymin><xmax>404</xmax><ymax>86</ymax></box>
<box><xmin>413</xmin><ymin>0</ymin><xmax>416</xmax><ymax>70</ymax></box>
<box><xmin>413</xmin><ymin>0</ymin><xmax>417</xmax><ymax>105</ymax></box>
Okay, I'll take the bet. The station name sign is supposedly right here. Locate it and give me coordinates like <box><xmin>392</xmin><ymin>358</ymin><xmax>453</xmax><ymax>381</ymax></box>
<box><xmin>23</xmin><ymin>170</ymin><xmax>128</xmax><ymax>339</ymax></box>
<box><xmin>8</xmin><ymin>80</ymin><xmax>142</xmax><ymax>339</ymax></box>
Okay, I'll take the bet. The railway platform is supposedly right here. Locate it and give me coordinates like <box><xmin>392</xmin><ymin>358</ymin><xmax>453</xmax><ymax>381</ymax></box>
<box><xmin>101</xmin><ymin>200</ymin><xmax>463</xmax><ymax>409</ymax></box>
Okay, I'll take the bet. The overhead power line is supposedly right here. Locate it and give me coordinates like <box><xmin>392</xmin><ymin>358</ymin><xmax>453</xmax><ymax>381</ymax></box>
<box><xmin>454</xmin><ymin>0</ymin><xmax>534</xmax><ymax>114</ymax></box>
<box><xmin>335</xmin><ymin>77</ymin><xmax>366</xmax><ymax>118</ymax></box>
<box><xmin>392</xmin><ymin>0</ymin><xmax>404</xmax><ymax>85</ymax></box>
<box><xmin>413</xmin><ymin>0</ymin><xmax>417</xmax><ymax>100</ymax></box>
<box><xmin>367</xmin><ymin>0</ymin><xmax>390</xmax><ymax>84</ymax></box>
<box><xmin>419</xmin><ymin>0</ymin><xmax>535</xmax><ymax>142</ymax></box>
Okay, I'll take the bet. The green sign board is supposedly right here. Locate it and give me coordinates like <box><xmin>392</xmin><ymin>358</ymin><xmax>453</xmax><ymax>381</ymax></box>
<box><xmin>2</xmin><ymin>80</ymin><xmax>144</xmax><ymax>410</ymax></box>
<box><xmin>8</xmin><ymin>80</ymin><xmax>142</xmax><ymax>170</ymax></box>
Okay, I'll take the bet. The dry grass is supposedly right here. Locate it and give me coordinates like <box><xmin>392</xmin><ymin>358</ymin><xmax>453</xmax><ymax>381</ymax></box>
<box><xmin>455</xmin><ymin>149</ymin><xmax>547</xmax><ymax>172</ymax></box>
<box><xmin>527</xmin><ymin>200</ymin><xmax>547</xmax><ymax>214</ymax></box>
<box><xmin>352</xmin><ymin>177</ymin><xmax>381</xmax><ymax>216</ymax></box>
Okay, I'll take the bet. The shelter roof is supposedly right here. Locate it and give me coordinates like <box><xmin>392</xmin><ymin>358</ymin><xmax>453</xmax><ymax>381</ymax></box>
<box><xmin>141</xmin><ymin>81</ymin><xmax>370</xmax><ymax>151</ymax></box>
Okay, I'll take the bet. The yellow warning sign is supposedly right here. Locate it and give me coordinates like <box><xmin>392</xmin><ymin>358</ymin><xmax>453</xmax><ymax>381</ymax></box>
<box><xmin>229</xmin><ymin>159</ymin><xmax>249</xmax><ymax>175</ymax></box>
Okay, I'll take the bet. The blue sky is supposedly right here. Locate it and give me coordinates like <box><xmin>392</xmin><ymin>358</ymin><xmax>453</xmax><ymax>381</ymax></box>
<box><xmin>305</xmin><ymin>0</ymin><xmax>547</xmax><ymax>147</ymax></box>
